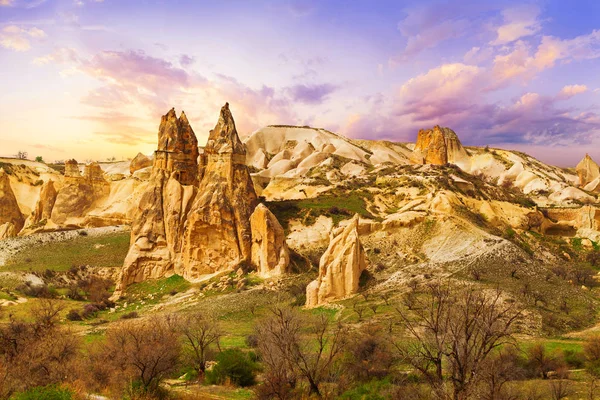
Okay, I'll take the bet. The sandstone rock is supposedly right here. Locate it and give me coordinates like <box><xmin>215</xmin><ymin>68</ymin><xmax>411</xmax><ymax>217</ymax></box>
<box><xmin>24</xmin><ymin>180</ymin><xmax>57</xmax><ymax>229</ymax></box>
<box><xmin>51</xmin><ymin>182</ymin><xmax>95</xmax><ymax>224</ymax></box>
<box><xmin>0</xmin><ymin>169</ymin><xmax>24</xmax><ymax>236</ymax></box>
<box><xmin>306</xmin><ymin>214</ymin><xmax>367</xmax><ymax>307</ymax></box>
<box><xmin>153</xmin><ymin>108</ymin><xmax>199</xmax><ymax>186</ymax></box>
<box><xmin>130</xmin><ymin>153</ymin><xmax>153</xmax><ymax>175</ymax></box>
<box><xmin>576</xmin><ymin>154</ymin><xmax>600</xmax><ymax>187</ymax></box>
<box><xmin>412</xmin><ymin>126</ymin><xmax>470</xmax><ymax>169</ymax></box>
<box><xmin>51</xmin><ymin>162</ymin><xmax>109</xmax><ymax>225</ymax></box>
<box><xmin>84</xmin><ymin>162</ymin><xmax>105</xmax><ymax>182</ymax></box>
<box><xmin>133</xmin><ymin>166</ymin><xmax>152</xmax><ymax>181</ymax></box>
<box><xmin>180</xmin><ymin>103</ymin><xmax>258</xmax><ymax>278</ymax></box>
<box><xmin>64</xmin><ymin>159</ymin><xmax>80</xmax><ymax>177</ymax></box>
<box><xmin>250</xmin><ymin>203</ymin><xmax>289</xmax><ymax>278</ymax></box>
<box><xmin>0</xmin><ymin>222</ymin><xmax>17</xmax><ymax>240</ymax></box>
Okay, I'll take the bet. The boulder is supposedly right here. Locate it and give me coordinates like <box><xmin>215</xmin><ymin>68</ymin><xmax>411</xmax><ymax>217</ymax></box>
<box><xmin>576</xmin><ymin>154</ymin><xmax>600</xmax><ymax>188</ymax></box>
<box><xmin>306</xmin><ymin>214</ymin><xmax>367</xmax><ymax>307</ymax></box>
<box><xmin>412</xmin><ymin>126</ymin><xmax>470</xmax><ymax>169</ymax></box>
<box><xmin>0</xmin><ymin>169</ymin><xmax>24</xmax><ymax>236</ymax></box>
<box><xmin>250</xmin><ymin>203</ymin><xmax>289</xmax><ymax>278</ymax></box>
<box><xmin>130</xmin><ymin>153</ymin><xmax>153</xmax><ymax>175</ymax></box>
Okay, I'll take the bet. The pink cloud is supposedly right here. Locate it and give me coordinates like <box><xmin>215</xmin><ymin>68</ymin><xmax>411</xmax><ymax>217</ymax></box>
<box><xmin>490</xmin><ymin>5</ymin><xmax>542</xmax><ymax>46</ymax></box>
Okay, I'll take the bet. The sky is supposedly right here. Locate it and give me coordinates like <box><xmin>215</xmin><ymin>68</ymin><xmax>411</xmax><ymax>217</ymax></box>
<box><xmin>1</xmin><ymin>0</ymin><xmax>599</xmax><ymax>167</ymax></box>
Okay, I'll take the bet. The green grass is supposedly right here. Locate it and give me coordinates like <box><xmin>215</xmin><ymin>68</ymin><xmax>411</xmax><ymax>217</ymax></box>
<box><xmin>266</xmin><ymin>192</ymin><xmax>375</xmax><ymax>229</ymax></box>
<box><xmin>3</xmin><ymin>232</ymin><xmax>130</xmax><ymax>272</ymax></box>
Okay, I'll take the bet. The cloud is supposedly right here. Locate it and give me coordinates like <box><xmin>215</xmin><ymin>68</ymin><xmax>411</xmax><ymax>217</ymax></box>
<box><xmin>489</xmin><ymin>29</ymin><xmax>600</xmax><ymax>88</ymax></box>
<box><xmin>35</xmin><ymin>47</ymin><xmax>300</xmax><ymax>144</ymax></box>
<box><xmin>0</xmin><ymin>25</ymin><xmax>46</xmax><ymax>51</ymax></box>
<box><xmin>284</xmin><ymin>83</ymin><xmax>337</xmax><ymax>104</ymax></box>
<box><xmin>340</xmin><ymin>61</ymin><xmax>600</xmax><ymax>150</ymax></box>
<box><xmin>393</xmin><ymin>3</ymin><xmax>472</xmax><ymax>62</ymax></box>
<box><xmin>33</xmin><ymin>47</ymin><xmax>79</xmax><ymax>65</ymax></box>
<box><xmin>490</xmin><ymin>5</ymin><xmax>542</xmax><ymax>46</ymax></box>
<box><xmin>179</xmin><ymin>54</ymin><xmax>195</xmax><ymax>67</ymax></box>
<box><xmin>0</xmin><ymin>0</ymin><xmax>14</xmax><ymax>6</ymax></box>
<box><xmin>557</xmin><ymin>84</ymin><xmax>588</xmax><ymax>100</ymax></box>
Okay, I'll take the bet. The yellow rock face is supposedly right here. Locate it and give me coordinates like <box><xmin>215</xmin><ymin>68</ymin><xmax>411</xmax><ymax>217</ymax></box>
<box><xmin>0</xmin><ymin>169</ymin><xmax>24</xmax><ymax>236</ymax></box>
<box><xmin>250</xmin><ymin>203</ymin><xmax>289</xmax><ymax>278</ymax></box>
<box><xmin>412</xmin><ymin>125</ymin><xmax>470</xmax><ymax>169</ymax></box>
<box><xmin>129</xmin><ymin>153</ymin><xmax>152</xmax><ymax>175</ymax></box>
<box><xmin>114</xmin><ymin>103</ymin><xmax>286</xmax><ymax>296</ymax></box>
<box><xmin>306</xmin><ymin>214</ymin><xmax>367</xmax><ymax>307</ymax></box>
<box><xmin>576</xmin><ymin>154</ymin><xmax>600</xmax><ymax>187</ymax></box>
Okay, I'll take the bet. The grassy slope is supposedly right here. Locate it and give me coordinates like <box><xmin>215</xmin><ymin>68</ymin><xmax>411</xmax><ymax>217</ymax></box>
<box><xmin>3</xmin><ymin>232</ymin><xmax>130</xmax><ymax>272</ymax></box>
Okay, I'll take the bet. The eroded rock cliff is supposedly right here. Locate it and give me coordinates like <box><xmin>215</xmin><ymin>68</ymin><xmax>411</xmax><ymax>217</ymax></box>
<box><xmin>130</xmin><ymin>153</ymin><xmax>153</xmax><ymax>175</ymax></box>
<box><xmin>180</xmin><ymin>103</ymin><xmax>258</xmax><ymax>278</ymax></box>
<box><xmin>576</xmin><ymin>154</ymin><xmax>600</xmax><ymax>190</ymax></box>
<box><xmin>250</xmin><ymin>203</ymin><xmax>289</xmax><ymax>278</ymax></box>
<box><xmin>306</xmin><ymin>214</ymin><xmax>367</xmax><ymax>307</ymax></box>
<box><xmin>0</xmin><ymin>169</ymin><xmax>24</xmax><ymax>239</ymax></box>
<box><xmin>115</xmin><ymin>103</ymin><xmax>284</xmax><ymax>296</ymax></box>
<box><xmin>411</xmin><ymin>125</ymin><xmax>470</xmax><ymax>169</ymax></box>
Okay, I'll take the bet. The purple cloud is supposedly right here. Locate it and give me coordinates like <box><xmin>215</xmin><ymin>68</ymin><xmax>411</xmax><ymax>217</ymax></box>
<box><xmin>285</xmin><ymin>83</ymin><xmax>337</xmax><ymax>104</ymax></box>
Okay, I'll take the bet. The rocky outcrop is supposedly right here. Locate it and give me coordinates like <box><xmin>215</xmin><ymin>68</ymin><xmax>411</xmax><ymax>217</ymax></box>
<box><xmin>24</xmin><ymin>180</ymin><xmax>57</xmax><ymax>230</ymax></box>
<box><xmin>412</xmin><ymin>126</ymin><xmax>470</xmax><ymax>169</ymax></box>
<box><xmin>180</xmin><ymin>103</ymin><xmax>258</xmax><ymax>278</ymax></box>
<box><xmin>153</xmin><ymin>109</ymin><xmax>199</xmax><ymax>186</ymax></box>
<box><xmin>0</xmin><ymin>169</ymin><xmax>24</xmax><ymax>239</ymax></box>
<box><xmin>84</xmin><ymin>162</ymin><xmax>105</xmax><ymax>182</ymax></box>
<box><xmin>115</xmin><ymin>103</ymin><xmax>268</xmax><ymax>296</ymax></box>
<box><xmin>576</xmin><ymin>154</ymin><xmax>600</xmax><ymax>188</ymax></box>
<box><xmin>130</xmin><ymin>153</ymin><xmax>153</xmax><ymax>175</ymax></box>
<box><xmin>64</xmin><ymin>159</ymin><xmax>80</xmax><ymax>177</ymax></box>
<box><xmin>51</xmin><ymin>162</ymin><xmax>110</xmax><ymax>225</ymax></box>
<box><xmin>250</xmin><ymin>203</ymin><xmax>289</xmax><ymax>278</ymax></box>
<box><xmin>306</xmin><ymin>214</ymin><xmax>367</xmax><ymax>307</ymax></box>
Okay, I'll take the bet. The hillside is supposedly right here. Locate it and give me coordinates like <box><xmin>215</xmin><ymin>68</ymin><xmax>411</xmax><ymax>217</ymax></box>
<box><xmin>2</xmin><ymin>118</ymin><xmax>600</xmax><ymax>399</ymax></box>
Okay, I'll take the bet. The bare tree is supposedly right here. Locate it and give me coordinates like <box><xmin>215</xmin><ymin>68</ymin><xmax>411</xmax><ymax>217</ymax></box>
<box><xmin>101</xmin><ymin>316</ymin><xmax>181</xmax><ymax>395</ymax></box>
<box><xmin>0</xmin><ymin>299</ymin><xmax>80</xmax><ymax>397</ymax></box>
<box><xmin>15</xmin><ymin>151</ymin><xmax>27</xmax><ymax>160</ymax></box>
<box><xmin>256</xmin><ymin>306</ymin><xmax>347</xmax><ymax>398</ymax></box>
<box><xmin>395</xmin><ymin>282</ymin><xmax>522</xmax><ymax>400</ymax></box>
<box><xmin>179</xmin><ymin>312</ymin><xmax>222</xmax><ymax>377</ymax></box>
<box><xmin>527</xmin><ymin>343</ymin><xmax>557</xmax><ymax>379</ymax></box>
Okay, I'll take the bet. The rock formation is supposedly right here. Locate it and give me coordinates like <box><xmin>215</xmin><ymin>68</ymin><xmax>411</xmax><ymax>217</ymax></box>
<box><xmin>115</xmin><ymin>103</ymin><xmax>277</xmax><ymax>296</ymax></box>
<box><xmin>153</xmin><ymin>108</ymin><xmax>199</xmax><ymax>186</ymax></box>
<box><xmin>116</xmin><ymin>109</ymin><xmax>199</xmax><ymax>293</ymax></box>
<box><xmin>51</xmin><ymin>161</ymin><xmax>110</xmax><ymax>225</ymax></box>
<box><xmin>412</xmin><ymin>126</ymin><xmax>470</xmax><ymax>169</ymax></box>
<box><xmin>306</xmin><ymin>214</ymin><xmax>367</xmax><ymax>307</ymax></box>
<box><xmin>24</xmin><ymin>180</ymin><xmax>57</xmax><ymax>230</ymax></box>
<box><xmin>64</xmin><ymin>159</ymin><xmax>80</xmax><ymax>177</ymax></box>
<box><xmin>180</xmin><ymin>102</ymin><xmax>258</xmax><ymax>278</ymax></box>
<box><xmin>0</xmin><ymin>169</ymin><xmax>24</xmax><ymax>239</ymax></box>
<box><xmin>130</xmin><ymin>153</ymin><xmax>153</xmax><ymax>175</ymax></box>
<box><xmin>576</xmin><ymin>154</ymin><xmax>600</xmax><ymax>188</ymax></box>
<box><xmin>250</xmin><ymin>203</ymin><xmax>289</xmax><ymax>278</ymax></box>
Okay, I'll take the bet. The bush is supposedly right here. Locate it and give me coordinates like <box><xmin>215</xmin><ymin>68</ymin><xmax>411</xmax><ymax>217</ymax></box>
<box><xmin>205</xmin><ymin>349</ymin><xmax>258</xmax><ymax>387</ymax></box>
<box><xmin>120</xmin><ymin>311</ymin><xmax>138</xmax><ymax>320</ymax></box>
<box><xmin>66</xmin><ymin>309</ymin><xmax>82</xmax><ymax>321</ymax></box>
<box><xmin>11</xmin><ymin>384</ymin><xmax>73</xmax><ymax>400</ymax></box>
